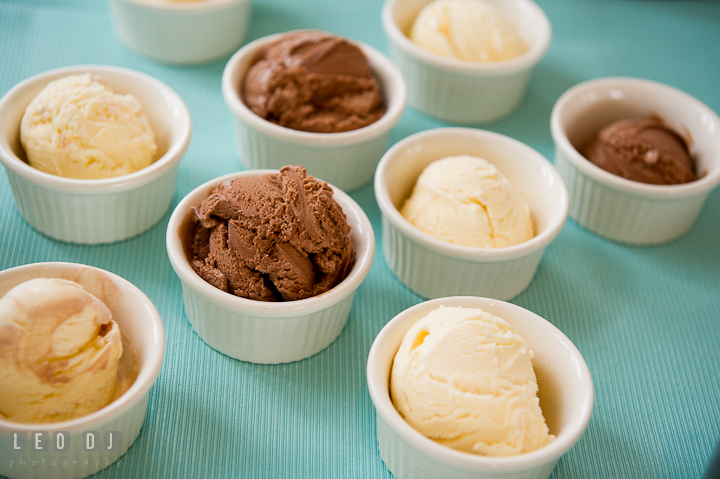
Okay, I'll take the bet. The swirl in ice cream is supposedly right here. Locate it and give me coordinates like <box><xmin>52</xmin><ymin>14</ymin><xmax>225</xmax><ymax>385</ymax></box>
<box><xmin>0</xmin><ymin>278</ymin><xmax>123</xmax><ymax>424</ymax></box>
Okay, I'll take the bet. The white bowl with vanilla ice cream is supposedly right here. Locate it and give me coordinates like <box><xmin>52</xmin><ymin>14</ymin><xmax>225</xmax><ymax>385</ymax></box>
<box><xmin>0</xmin><ymin>262</ymin><xmax>165</xmax><ymax>479</ymax></box>
<box><xmin>0</xmin><ymin>65</ymin><xmax>191</xmax><ymax>244</ymax></box>
<box><xmin>382</xmin><ymin>0</ymin><xmax>551</xmax><ymax>123</ymax></box>
<box><xmin>375</xmin><ymin>127</ymin><xmax>568</xmax><ymax>300</ymax></box>
<box><xmin>367</xmin><ymin>296</ymin><xmax>594</xmax><ymax>479</ymax></box>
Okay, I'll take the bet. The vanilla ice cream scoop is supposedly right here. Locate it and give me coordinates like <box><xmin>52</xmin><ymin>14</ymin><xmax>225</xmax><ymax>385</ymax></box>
<box><xmin>390</xmin><ymin>306</ymin><xmax>555</xmax><ymax>456</ymax></box>
<box><xmin>20</xmin><ymin>73</ymin><xmax>157</xmax><ymax>179</ymax></box>
<box><xmin>409</xmin><ymin>0</ymin><xmax>528</xmax><ymax>62</ymax></box>
<box><xmin>400</xmin><ymin>155</ymin><xmax>534</xmax><ymax>248</ymax></box>
<box><xmin>0</xmin><ymin>278</ymin><xmax>123</xmax><ymax>423</ymax></box>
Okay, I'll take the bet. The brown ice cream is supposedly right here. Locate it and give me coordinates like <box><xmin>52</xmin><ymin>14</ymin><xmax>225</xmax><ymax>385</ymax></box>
<box><xmin>242</xmin><ymin>31</ymin><xmax>386</xmax><ymax>133</ymax></box>
<box><xmin>577</xmin><ymin>118</ymin><xmax>696</xmax><ymax>185</ymax></box>
<box><xmin>187</xmin><ymin>165</ymin><xmax>354</xmax><ymax>302</ymax></box>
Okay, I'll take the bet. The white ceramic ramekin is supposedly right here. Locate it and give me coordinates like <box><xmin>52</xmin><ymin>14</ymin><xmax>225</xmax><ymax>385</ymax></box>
<box><xmin>551</xmin><ymin>77</ymin><xmax>720</xmax><ymax>245</ymax></box>
<box><xmin>0</xmin><ymin>65</ymin><xmax>192</xmax><ymax>245</ymax></box>
<box><xmin>221</xmin><ymin>30</ymin><xmax>407</xmax><ymax>192</ymax></box>
<box><xmin>109</xmin><ymin>0</ymin><xmax>252</xmax><ymax>64</ymax></box>
<box><xmin>367</xmin><ymin>296</ymin><xmax>594</xmax><ymax>479</ymax></box>
<box><xmin>382</xmin><ymin>0</ymin><xmax>551</xmax><ymax>123</ymax></box>
<box><xmin>375</xmin><ymin>128</ymin><xmax>568</xmax><ymax>301</ymax></box>
<box><xmin>166</xmin><ymin>169</ymin><xmax>374</xmax><ymax>364</ymax></box>
<box><xmin>0</xmin><ymin>262</ymin><xmax>165</xmax><ymax>479</ymax></box>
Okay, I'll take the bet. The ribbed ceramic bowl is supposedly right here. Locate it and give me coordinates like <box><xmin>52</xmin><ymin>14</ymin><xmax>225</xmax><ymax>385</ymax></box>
<box><xmin>0</xmin><ymin>262</ymin><xmax>165</xmax><ymax>479</ymax></box>
<box><xmin>221</xmin><ymin>30</ymin><xmax>407</xmax><ymax>192</ymax></box>
<box><xmin>0</xmin><ymin>65</ymin><xmax>192</xmax><ymax>244</ymax></box>
<box><xmin>381</xmin><ymin>0</ymin><xmax>551</xmax><ymax>123</ymax></box>
<box><xmin>166</xmin><ymin>170</ymin><xmax>374</xmax><ymax>364</ymax></box>
<box><xmin>375</xmin><ymin>128</ymin><xmax>568</xmax><ymax>301</ymax></box>
<box><xmin>109</xmin><ymin>0</ymin><xmax>252</xmax><ymax>64</ymax></box>
<box><xmin>367</xmin><ymin>296</ymin><xmax>594</xmax><ymax>479</ymax></box>
<box><xmin>551</xmin><ymin>77</ymin><xmax>720</xmax><ymax>244</ymax></box>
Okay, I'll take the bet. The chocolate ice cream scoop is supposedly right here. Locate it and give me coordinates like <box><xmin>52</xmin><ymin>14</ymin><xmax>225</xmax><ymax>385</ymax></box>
<box><xmin>187</xmin><ymin>165</ymin><xmax>354</xmax><ymax>302</ymax></box>
<box><xmin>577</xmin><ymin>118</ymin><xmax>696</xmax><ymax>185</ymax></box>
<box><xmin>242</xmin><ymin>31</ymin><xmax>386</xmax><ymax>133</ymax></box>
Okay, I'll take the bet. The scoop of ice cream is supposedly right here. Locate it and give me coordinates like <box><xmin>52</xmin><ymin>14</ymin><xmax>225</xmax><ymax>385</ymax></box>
<box><xmin>20</xmin><ymin>73</ymin><xmax>157</xmax><ymax>179</ymax></box>
<box><xmin>188</xmin><ymin>165</ymin><xmax>355</xmax><ymax>301</ymax></box>
<box><xmin>409</xmin><ymin>0</ymin><xmax>528</xmax><ymax>62</ymax></box>
<box><xmin>390</xmin><ymin>306</ymin><xmax>555</xmax><ymax>456</ymax></box>
<box><xmin>400</xmin><ymin>155</ymin><xmax>534</xmax><ymax>248</ymax></box>
<box><xmin>0</xmin><ymin>278</ymin><xmax>123</xmax><ymax>423</ymax></box>
<box><xmin>242</xmin><ymin>31</ymin><xmax>386</xmax><ymax>133</ymax></box>
<box><xmin>577</xmin><ymin>118</ymin><xmax>696</xmax><ymax>185</ymax></box>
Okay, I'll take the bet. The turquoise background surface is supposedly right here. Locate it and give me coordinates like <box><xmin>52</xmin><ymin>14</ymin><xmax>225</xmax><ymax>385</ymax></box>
<box><xmin>1</xmin><ymin>0</ymin><xmax>719</xmax><ymax>477</ymax></box>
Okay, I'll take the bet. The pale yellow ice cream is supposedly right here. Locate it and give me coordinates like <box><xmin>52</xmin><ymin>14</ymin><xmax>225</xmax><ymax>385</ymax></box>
<box><xmin>400</xmin><ymin>155</ymin><xmax>534</xmax><ymax>248</ymax></box>
<box><xmin>0</xmin><ymin>278</ymin><xmax>123</xmax><ymax>424</ymax></box>
<box><xmin>20</xmin><ymin>73</ymin><xmax>157</xmax><ymax>179</ymax></box>
<box><xmin>409</xmin><ymin>0</ymin><xmax>528</xmax><ymax>62</ymax></box>
<box><xmin>390</xmin><ymin>306</ymin><xmax>555</xmax><ymax>456</ymax></box>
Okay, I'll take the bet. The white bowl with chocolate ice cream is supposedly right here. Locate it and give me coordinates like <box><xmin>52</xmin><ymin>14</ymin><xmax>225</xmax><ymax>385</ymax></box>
<box><xmin>166</xmin><ymin>166</ymin><xmax>374</xmax><ymax>364</ymax></box>
<box><xmin>222</xmin><ymin>30</ymin><xmax>407</xmax><ymax>192</ymax></box>
<box><xmin>0</xmin><ymin>65</ymin><xmax>192</xmax><ymax>244</ymax></box>
<box><xmin>367</xmin><ymin>296</ymin><xmax>594</xmax><ymax>479</ymax></box>
<box><xmin>552</xmin><ymin>77</ymin><xmax>720</xmax><ymax>244</ymax></box>
<box><xmin>375</xmin><ymin>128</ymin><xmax>568</xmax><ymax>300</ymax></box>
<box><xmin>109</xmin><ymin>0</ymin><xmax>252</xmax><ymax>64</ymax></box>
<box><xmin>0</xmin><ymin>262</ymin><xmax>165</xmax><ymax>479</ymax></box>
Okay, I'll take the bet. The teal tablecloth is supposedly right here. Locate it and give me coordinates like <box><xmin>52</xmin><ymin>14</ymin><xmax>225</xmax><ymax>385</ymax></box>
<box><xmin>1</xmin><ymin>1</ymin><xmax>719</xmax><ymax>478</ymax></box>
